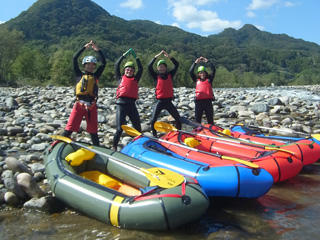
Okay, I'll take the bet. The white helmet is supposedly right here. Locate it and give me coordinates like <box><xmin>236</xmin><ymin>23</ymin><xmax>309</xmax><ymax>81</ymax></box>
<box><xmin>82</xmin><ymin>56</ymin><xmax>97</xmax><ymax>65</ymax></box>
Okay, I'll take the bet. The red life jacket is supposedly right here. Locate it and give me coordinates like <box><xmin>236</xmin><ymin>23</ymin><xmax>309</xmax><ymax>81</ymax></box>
<box><xmin>116</xmin><ymin>75</ymin><xmax>138</xmax><ymax>99</ymax></box>
<box><xmin>156</xmin><ymin>74</ymin><xmax>174</xmax><ymax>99</ymax></box>
<box><xmin>195</xmin><ymin>79</ymin><xmax>214</xmax><ymax>100</ymax></box>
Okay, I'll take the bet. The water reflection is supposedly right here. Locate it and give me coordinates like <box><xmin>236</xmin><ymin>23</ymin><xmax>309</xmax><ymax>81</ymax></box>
<box><xmin>1</xmin><ymin>163</ymin><xmax>320</xmax><ymax>239</ymax></box>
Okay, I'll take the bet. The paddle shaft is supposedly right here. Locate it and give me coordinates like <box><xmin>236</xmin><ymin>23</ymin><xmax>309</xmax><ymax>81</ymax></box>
<box><xmin>181</xmin><ymin>117</ymin><xmax>280</xmax><ymax>146</ymax></box>
<box><xmin>247</xmin><ymin>125</ymin><xmax>310</xmax><ymax>137</ymax></box>
<box><xmin>179</xmin><ymin>129</ymin><xmax>268</xmax><ymax>149</ymax></box>
<box><xmin>57</xmin><ymin>137</ymin><xmax>158</xmax><ymax>179</ymax></box>
<box><xmin>147</xmin><ymin>135</ymin><xmax>259</xmax><ymax>168</ymax></box>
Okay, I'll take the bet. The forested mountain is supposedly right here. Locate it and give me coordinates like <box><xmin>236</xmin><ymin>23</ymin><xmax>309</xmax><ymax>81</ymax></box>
<box><xmin>1</xmin><ymin>0</ymin><xmax>320</xmax><ymax>87</ymax></box>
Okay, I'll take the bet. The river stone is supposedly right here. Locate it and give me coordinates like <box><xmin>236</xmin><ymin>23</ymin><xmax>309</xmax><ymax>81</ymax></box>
<box><xmin>4</xmin><ymin>191</ymin><xmax>19</xmax><ymax>206</ymax></box>
<box><xmin>29</xmin><ymin>162</ymin><xmax>45</xmax><ymax>174</ymax></box>
<box><xmin>268</xmin><ymin>98</ymin><xmax>283</xmax><ymax>106</ymax></box>
<box><xmin>141</xmin><ymin>123</ymin><xmax>150</xmax><ymax>132</ymax></box>
<box><xmin>98</xmin><ymin>115</ymin><xmax>107</xmax><ymax>123</ymax></box>
<box><xmin>121</xmin><ymin>136</ymin><xmax>132</xmax><ymax>146</ymax></box>
<box><xmin>23</xmin><ymin>196</ymin><xmax>49</xmax><ymax>211</ymax></box>
<box><xmin>238</xmin><ymin>110</ymin><xmax>254</xmax><ymax>118</ymax></box>
<box><xmin>0</xmin><ymin>190</ymin><xmax>5</xmax><ymax>204</ymax></box>
<box><xmin>31</xmin><ymin>143</ymin><xmax>48</xmax><ymax>151</ymax></box>
<box><xmin>270</xmin><ymin>106</ymin><xmax>283</xmax><ymax>114</ymax></box>
<box><xmin>33</xmin><ymin>172</ymin><xmax>45</xmax><ymax>182</ymax></box>
<box><xmin>230</xmin><ymin>105</ymin><xmax>247</xmax><ymax>112</ymax></box>
<box><xmin>302</xmin><ymin>125</ymin><xmax>312</xmax><ymax>134</ymax></box>
<box><xmin>0</xmin><ymin>128</ymin><xmax>7</xmax><ymax>136</ymax></box>
<box><xmin>281</xmin><ymin>117</ymin><xmax>293</xmax><ymax>126</ymax></box>
<box><xmin>24</xmin><ymin>154</ymin><xmax>41</xmax><ymax>163</ymax></box>
<box><xmin>255</xmin><ymin>112</ymin><xmax>269</xmax><ymax>122</ymax></box>
<box><xmin>7</xmin><ymin>126</ymin><xmax>24</xmax><ymax>136</ymax></box>
<box><xmin>106</xmin><ymin>114</ymin><xmax>116</xmax><ymax>128</ymax></box>
<box><xmin>0</xmin><ymin>149</ymin><xmax>6</xmax><ymax>157</ymax></box>
<box><xmin>5</xmin><ymin>157</ymin><xmax>32</xmax><ymax>174</ymax></box>
<box><xmin>2</xmin><ymin>169</ymin><xmax>13</xmax><ymax>181</ymax></box>
<box><xmin>5</xmin><ymin>97</ymin><xmax>19</xmax><ymax>110</ymax></box>
<box><xmin>17</xmin><ymin>173</ymin><xmax>45</xmax><ymax>198</ymax></box>
<box><xmin>251</xmin><ymin>103</ymin><xmax>269</xmax><ymax>114</ymax></box>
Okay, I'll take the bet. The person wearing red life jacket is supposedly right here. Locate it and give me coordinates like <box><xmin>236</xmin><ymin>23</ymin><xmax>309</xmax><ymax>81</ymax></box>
<box><xmin>189</xmin><ymin>56</ymin><xmax>216</xmax><ymax>124</ymax></box>
<box><xmin>62</xmin><ymin>40</ymin><xmax>106</xmax><ymax>146</ymax></box>
<box><xmin>113</xmin><ymin>48</ymin><xmax>143</xmax><ymax>150</ymax></box>
<box><xmin>148</xmin><ymin>50</ymin><xmax>181</xmax><ymax>137</ymax></box>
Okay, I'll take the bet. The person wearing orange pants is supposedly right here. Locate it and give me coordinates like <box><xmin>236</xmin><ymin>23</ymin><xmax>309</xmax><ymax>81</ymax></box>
<box><xmin>63</xmin><ymin>40</ymin><xmax>106</xmax><ymax>145</ymax></box>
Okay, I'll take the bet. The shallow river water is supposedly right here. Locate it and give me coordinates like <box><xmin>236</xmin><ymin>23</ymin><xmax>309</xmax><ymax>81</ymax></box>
<box><xmin>1</xmin><ymin>162</ymin><xmax>320</xmax><ymax>240</ymax></box>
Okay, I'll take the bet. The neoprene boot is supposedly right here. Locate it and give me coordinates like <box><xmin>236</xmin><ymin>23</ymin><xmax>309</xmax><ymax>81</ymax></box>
<box><xmin>90</xmin><ymin>133</ymin><xmax>100</xmax><ymax>146</ymax></box>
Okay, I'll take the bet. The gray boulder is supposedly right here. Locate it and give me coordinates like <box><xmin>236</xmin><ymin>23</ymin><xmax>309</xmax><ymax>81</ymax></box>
<box><xmin>251</xmin><ymin>103</ymin><xmax>269</xmax><ymax>114</ymax></box>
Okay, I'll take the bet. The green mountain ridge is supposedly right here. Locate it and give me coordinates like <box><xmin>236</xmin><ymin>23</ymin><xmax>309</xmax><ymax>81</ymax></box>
<box><xmin>1</xmin><ymin>0</ymin><xmax>320</xmax><ymax>87</ymax></box>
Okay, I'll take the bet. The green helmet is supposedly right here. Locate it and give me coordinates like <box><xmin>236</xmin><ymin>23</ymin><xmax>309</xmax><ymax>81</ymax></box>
<box><xmin>124</xmin><ymin>61</ymin><xmax>135</xmax><ymax>69</ymax></box>
<box><xmin>157</xmin><ymin>59</ymin><xmax>167</xmax><ymax>67</ymax></box>
<box><xmin>197</xmin><ymin>66</ymin><xmax>207</xmax><ymax>73</ymax></box>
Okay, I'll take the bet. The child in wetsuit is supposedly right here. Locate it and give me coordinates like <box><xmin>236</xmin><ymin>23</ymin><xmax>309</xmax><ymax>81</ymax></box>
<box><xmin>113</xmin><ymin>48</ymin><xmax>143</xmax><ymax>150</ymax></box>
<box><xmin>148</xmin><ymin>50</ymin><xmax>181</xmax><ymax>137</ymax></box>
<box><xmin>63</xmin><ymin>40</ymin><xmax>106</xmax><ymax>145</ymax></box>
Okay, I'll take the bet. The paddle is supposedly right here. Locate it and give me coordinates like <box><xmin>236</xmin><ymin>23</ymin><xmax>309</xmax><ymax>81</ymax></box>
<box><xmin>121</xmin><ymin>125</ymin><xmax>260</xmax><ymax>169</ymax></box>
<box><xmin>245</xmin><ymin>124</ymin><xmax>310</xmax><ymax>137</ymax></box>
<box><xmin>50</xmin><ymin>135</ymin><xmax>185</xmax><ymax>189</ymax></box>
<box><xmin>180</xmin><ymin>117</ymin><xmax>292</xmax><ymax>146</ymax></box>
<box><xmin>154</xmin><ymin>121</ymin><xmax>296</xmax><ymax>155</ymax></box>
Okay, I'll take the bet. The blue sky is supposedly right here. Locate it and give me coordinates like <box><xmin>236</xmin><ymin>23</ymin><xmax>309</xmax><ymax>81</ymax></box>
<box><xmin>1</xmin><ymin>0</ymin><xmax>319</xmax><ymax>45</ymax></box>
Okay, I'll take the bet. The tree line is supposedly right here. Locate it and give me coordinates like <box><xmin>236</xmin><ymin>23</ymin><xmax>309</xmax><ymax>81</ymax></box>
<box><xmin>1</xmin><ymin>27</ymin><xmax>320</xmax><ymax>88</ymax></box>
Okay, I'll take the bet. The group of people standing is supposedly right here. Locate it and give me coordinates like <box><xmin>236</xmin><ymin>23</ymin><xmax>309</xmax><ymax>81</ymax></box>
<box><xmin>62</xmin><ymin>41</ymin><xmax>216</xmax><ymax>150</ymax></box>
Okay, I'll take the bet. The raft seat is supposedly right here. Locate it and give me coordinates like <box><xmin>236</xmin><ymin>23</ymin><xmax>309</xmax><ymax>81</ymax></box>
<box><xmin>65</xmin><ymin>147</ymin><xmax>142</xmax><ymax>196</ymax></box>
<box><xmin>80</xmin><ymin>170</ymin><xmax>141</xmax><ymax>196</ymax></box>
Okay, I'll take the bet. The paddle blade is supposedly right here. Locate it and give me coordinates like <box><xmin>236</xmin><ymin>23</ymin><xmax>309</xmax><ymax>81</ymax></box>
<box><xmin>221</xmin><ymin>156</ymin><xmax>260</xmax><ymax>169</ymax></box>
<box><xmin>143</xmin><ymin>167</ymin><xmax>185</xmax><ymax>188</ymax></box>
<box><xmin>184</xmin><ymin>137</ymin><xmax>201</xmax><ymax>148</ymax></box>
<box><xmin>312</xmin><ymin>134</ymin><xmax>320</xmax><ymax>141</ymax></box>
<box><xmin>51</xmin><ymin>135</ymin><xmax>72</xmax><ymax>144</ymax></box>
<box><xmin>154</xmin><ymin>121</ymin><xmax>177</xmax><ymax>133</ymax></box>
<box><xmin>265</xmin><ymin>147</ymin><xmax>295</xmax><ymax>155</ymax></box>
<box><xmin>121</xmin><ymin>125</ymin><xmax>142</xmax><ymax>137</ymax></box>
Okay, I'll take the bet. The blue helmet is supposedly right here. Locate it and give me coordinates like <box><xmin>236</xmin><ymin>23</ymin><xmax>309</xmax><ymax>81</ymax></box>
<box><xmin>82</xmin><ymin>56</ymin><xmax>97</xmax><ymax>65</ymax></box>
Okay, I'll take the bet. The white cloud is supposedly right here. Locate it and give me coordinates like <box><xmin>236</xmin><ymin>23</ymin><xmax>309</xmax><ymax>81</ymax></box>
<box><xmin>0</xmin><ymin>21</ymin><xmax>5</xmax><ymax>24</ymax></box>
<box><xmin>154</xmin><ymin>20</ymin><xmax>161</xmax><ymax>25</ymax></box>
<box><xmin>120</xmin><ymin>0</ymin><xmax>143</xmax><ymax>10</ymax></box>
<box><xmin>247</xmin><ymin>11</ymin><xmax>256</xmax><ymax>18</ymax></box>
<box><xmin>169</xmin><ymin>0</ymin><xmax>242</xmax><ymax>33</ymax></box>
<box><xmin>171</xmin><ymin>22</ymin><xmax>180</xmax><ymax>28</ymax></box>
<box><xmin>169</xmin><ymin>0</ymin><xmax>220</xmax><ymax>6</ymax></box>
<box><xmin>254</xmin><ymin>25</ymin><xmax>265</xmax><ymax>30</ymax></box>
<box><xmin>247</xmin><ymin>0</ymin><xmax>278</xmax><ymax>11</ymax></box>
<box><xmin>284</xmin><ymin>1</ymin><xmax>295</xmax><ymax>7</ymax></box>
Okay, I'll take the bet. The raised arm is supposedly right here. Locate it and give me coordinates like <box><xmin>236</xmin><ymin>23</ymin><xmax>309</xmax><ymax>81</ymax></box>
<box><xmin>208</xmin><ymin>61</ymin><xmax>216</xmax><ymax>83</ymax></box>
<box><xmin>148</xmin><ymin>57</ymin><xmax>158</xmax><ymax>80</ymax></box>
<box><xmin>189</xmin><ymin>61</ymin><xmax>197</xmax><ymax>82</ymax></box>
<box><xmin>115</xmin><ymin>55</ymin><xmax>125</xmax><ymax>81</ymax></box>
<box><xmin>135</xmin><ymin>58</ymin><xmax>143</xmax><ymax>81</ymax></box>
<box><xmin>73</xmin><ymin>47</ymin><xmax>86</xmax><ymax>77</ymax></box>
<box><xmin>169</xmin><ymin>57</ymin><xmax>179</xmax><ymax>77</ymax></box>
<box><xmin>95</xmin><ymin>50</ymin><xmax>106</xmax><ymax>78</ymax></box>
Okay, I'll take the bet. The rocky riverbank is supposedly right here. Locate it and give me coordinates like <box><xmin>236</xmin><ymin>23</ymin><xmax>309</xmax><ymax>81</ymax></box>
<box><xmin>0</xmin><ymin>85</ymin><xmax>320</xmax><ymax>210</ymax></box>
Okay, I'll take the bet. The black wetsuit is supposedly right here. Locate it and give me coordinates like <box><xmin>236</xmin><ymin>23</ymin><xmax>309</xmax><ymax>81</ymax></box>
<box><xmin>148</xmin><ymin>57</ymin><xmax>181</xmax><ymax>137</ymax></box>
<box><xmin>113</xmin><ymin>56</ymin><xmax>143</xmax><ymax>149</ymax></box>
<box><xmin>63</xmin><ymin>47</ymin><xmax>106</xmax><ymax>146</ymax></box>
<box><xmin>189</xmin><ymin>62</ymin><xmax>216</xmax><ymax>124</ymax></box>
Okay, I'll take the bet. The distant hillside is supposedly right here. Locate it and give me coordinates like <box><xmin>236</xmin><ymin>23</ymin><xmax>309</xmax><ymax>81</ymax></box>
<box><xmin>1</xmin><ymin>0</ymin><xmax>320</xmax><ymax>87</ymax></box>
